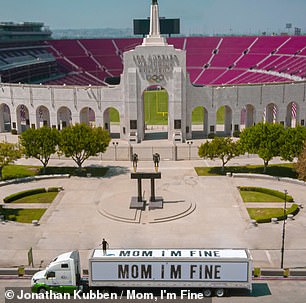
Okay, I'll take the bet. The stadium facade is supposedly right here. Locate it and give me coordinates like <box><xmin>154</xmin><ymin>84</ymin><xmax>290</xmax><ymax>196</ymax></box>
<box><xmin>0</xmin><ymin>1</ymin><xmax>306</xmax><ymax>142</ymax></box>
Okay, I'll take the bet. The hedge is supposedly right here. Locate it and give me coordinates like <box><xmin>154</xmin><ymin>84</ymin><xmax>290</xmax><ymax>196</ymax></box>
<box><xmin>47</xmin><ymin>187</ymin><xmax>62</xmax><ymax>192</ymax></box>
<box><xmin>249</xmin><ymin>204</ymin><xmax>300</xmax><ymax>224</ymax></box>
<box><xmin>4</xmin><ymin>188</ymin><xmax>46</xmax><ymax>203</ymax></box>
<box><xmin>239</xmin><ymin>187</ymin><xmax>294</xmax><ymax>202</ymax></box>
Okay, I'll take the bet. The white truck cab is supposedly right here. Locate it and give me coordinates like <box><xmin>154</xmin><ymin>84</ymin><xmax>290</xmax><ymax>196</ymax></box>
<box><xmin>31</xmin><ymin>251</ymin><xmax>81</xmax><ymax>294</ymax></box>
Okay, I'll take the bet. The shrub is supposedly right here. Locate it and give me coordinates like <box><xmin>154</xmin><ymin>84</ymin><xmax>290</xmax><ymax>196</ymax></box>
<box><xmin>233</xmin><ymin>130</ymin><xmax>241</xmax><ymax>138</ymax></box>
<box><xmin>207</xmin><ymin>133</ymin><xmax>216</xmax><ymax>139</ymax></box>
<box><xmin>239</xmin><ymin>187</ymin><xmax>294</xmax><ymax>202</ymax></box>
<box><xmin>4</xmin><ymin>188</ymin><xmax>46</xmax><ymax>203</ymax></box>
<box><xmin>47</xmin><ymin>187</ymin><xmax>61</xmax><ymax>192</ymax></box>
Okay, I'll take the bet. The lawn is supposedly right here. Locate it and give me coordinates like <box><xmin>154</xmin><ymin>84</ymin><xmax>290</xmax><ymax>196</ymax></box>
<box><xmin>247</xmin><ymin>204</ymin><xmax>299</xmax><ymax>223</ymax></box>
<box><xmin>0</xmin><ymin>208</ymin><xmax>47</xmax><ymax>224</ymax></box>
<box><xmin>240</xmin><ymin>191</ymin><xmax>285</xmax><ymax>202</ymax></box>
<box><xmin>195</xmin><ymin>163</ymin><xmax>297</xmax><ymax>179</ymax></box>
<box><xmin>2</xmin><ymin>165</ymin><xmax>40</xmax><ymax>180</ymax></box>
<box><xmin>11</xmin><ymin>192</ymin><xmax>58</xmax><ymax>204</ymax></box>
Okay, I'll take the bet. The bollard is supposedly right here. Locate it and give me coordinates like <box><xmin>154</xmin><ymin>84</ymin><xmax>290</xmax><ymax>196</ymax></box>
<box><xmin>283</xmin><ymin>268</ymin><xmax>289</xmax><ymax>278</ymax></box>
<box><xmin>287</xmin><ymin>214</ymin><xmax>294</xmax><ymax>220</ymax></box>
<box><xmin>253</xmin><ymin>267</ymin><xmax>261</xmax><ymax>278</ymax></box>
<box><xmin>18</xmin><ymin>266</ymin><xmax>25</xmax><ymax>277</ymax></box>
<box><xmin>251</xmin><ymin>219</ymin><xmax>257</xmax><ymax>226</ymax></box>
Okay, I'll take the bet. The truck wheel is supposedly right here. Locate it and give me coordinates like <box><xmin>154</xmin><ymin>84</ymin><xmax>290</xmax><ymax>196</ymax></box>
<box><xmin>38</xmin><ymin>287</ymin><xmax>47</xmax><ymax>294</ymax></box>
<box><xmin>203</xmin><ymin>289</ymin><xmax>212</xmax><ymax>297</ymax></box>
<box><xmin>215</xmin><ymin>288</ymin><xmax>225</xmax><ymax>297</ymax></box>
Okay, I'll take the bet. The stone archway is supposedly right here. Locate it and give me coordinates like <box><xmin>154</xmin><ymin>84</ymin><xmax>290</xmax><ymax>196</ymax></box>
<box><xmin>142</xmin><ymin>86</ymin><xmax>169</xmax><ymax>140</ymax></box>
<box><xmin>0</xmin><ymin>104</ymin><xmax>11</xmax><ymax>132</ymax></box>
<box><xmin>36</xmin><ymin>105</ymin><xmax>50</xmax><ymax>128</ymax></box>
<box><xmin>191</xmin><ymin>106</ymin><xmax>208</xmax><ymax>139</ymax></box>
<box><xmin>265</xmin><ymin>103</ymin><xmax>278</xmax><ymax>124</ymax></box>
<box><xmin>240</xmin><ymin>104</ymin><xmax>256</xmax><ymax>129</ymax></box>
<box><xmin>216</xmin><ymin>105</ymin><xmax>232</xmax><ymax>136</ymax></box>
<box><xmin>57</xmin><ymin>107</ymin><xmax>72</xmax><ymax>130</ymax></box>
<box><xmin>80</xmin><ymin>107</ymin><xmax>96</xmax><ymax>126</ymax></box>
<box><xmin>16</xmin><ymin>104</ymin><xmax>30</xmax><ymax>133</ymax></box>
<box><xmin>286</xmin><ymin>102</ymin><xmax>298</xmax><ymax>128</ymax></box>
<box><xmin>103</xmin><ymin>107</ymin><xmax>121</xmax><ymax>138</ymax></box>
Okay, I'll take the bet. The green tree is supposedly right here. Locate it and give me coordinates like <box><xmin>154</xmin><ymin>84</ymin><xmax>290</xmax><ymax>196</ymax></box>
<box><xmin>198</xmin><ymin>137</ymin><xmax>242</xmax><ymax>172</ymax></box>
<box><xmin>295</xmin><ymin>141</ymin><xmax>306</xmax><ymax>181</ymax></box>
<box><xmin>20</xmin><ymin>127</ymin><xmax>59</xmax><ymax>172</ymax></box>
<box><xmin>0</xmin><ymin>142</ymin><xmax>22</xmax><ymax>180</ymax></box>
<box><xmin>280</xmin><ymin>126</ymin><xmax>306</xmax><ymax>162</ymax></box>
<box><xmin>240</xmin><ymin>123</ymin><xmax>285</xmax><ymax>172</ymax></box>
<box><xmin>58</xmin><ymin>124</ymin><xmax>111</xmax><ymax>168</ymax></box>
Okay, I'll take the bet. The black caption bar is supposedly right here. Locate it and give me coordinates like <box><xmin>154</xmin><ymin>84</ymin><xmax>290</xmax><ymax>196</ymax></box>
<box><xmin>4</xmin><ymin>288</ymin><xmax>212</xmax><ymax>303</ymax></box>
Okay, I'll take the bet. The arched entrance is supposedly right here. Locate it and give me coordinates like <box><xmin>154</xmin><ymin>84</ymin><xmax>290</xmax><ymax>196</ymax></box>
<box><xmin>0</xmin><ymin>104</ymin><xmax>11</xmax><ymax>132</ymax></box>
<box><xmin>57</xmin><ymin>107</ymin><xmax>72</xmax><ymax>130</ymax></box>
<box><xmin>103</xmin><ymin>107</ymin><xmax>121</xmax><ymax>138</ymax></box>
<box><xmin>286</xmin><ymin>102</ymin><xmax>298</xmax><ymax>128</ymax></box>
<box><xmin>80</xmin><ymin>107</ymin><xmax>95</xmax><ymax>126</ymax></box>
<box><xmin>36</xmin><ymin>105</ymin><xmax>50</xmax><ymax>128</ymax></box>
<box><xmin>191</xmin><ymin>106</ymin><xmax>208</xmax><ymax>139</ymax></box>
<box><xmin>16</xmin><ymin>104</ymin><xmax>30</xmax><ymax>133</ymax></box>
<box><xmin>240</xmin><ymin>104</ymin><xmax>255</xmax><ymax>129</ymax></box>
<box><xmin>216</xmin><ymin>105</ymin><xmax>232</xmax><ymax>136</ymax></box>
<box><xmin>264</xmin><ymin>103</ymin><xmax>278</xmax><ymax>123</ymax></box>
<box><xmin>143</xmin><ymin>86</ymin><xmax>169</xmax><ymax>140</ymax></box>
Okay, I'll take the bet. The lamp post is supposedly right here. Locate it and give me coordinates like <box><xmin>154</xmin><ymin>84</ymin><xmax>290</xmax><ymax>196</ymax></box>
<box><xmin>280</xmin><ymin>189</ymin><xmax>288</xmax><ymax>269</ymax></box>
<box><xmin>187</xmin><ymin>141</ymin><xmax>193</xmax><ymax>160</ymax></box>
<box><xmin>112</xmin><ymin>142</ymin><xmax>118</xmax><ymax>161</ymax></box>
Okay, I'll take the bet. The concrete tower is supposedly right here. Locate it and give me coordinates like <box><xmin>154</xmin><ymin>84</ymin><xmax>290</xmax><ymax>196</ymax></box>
<box><xmin>142</xmin><ymin>0</ymin><xmax>167</xmax><ymax>46</ymax></box>
<box><xmin>122</xmin><ymin>0</ymin><xmax>187</xmax><ymax>143</ymax></box>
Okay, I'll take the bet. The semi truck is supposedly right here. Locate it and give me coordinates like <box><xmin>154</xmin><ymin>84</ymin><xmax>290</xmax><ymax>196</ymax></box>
<box><xmin>31</xmin><ymin>248</ymin><xmax>252</xmax><ymax>297</ymax></box>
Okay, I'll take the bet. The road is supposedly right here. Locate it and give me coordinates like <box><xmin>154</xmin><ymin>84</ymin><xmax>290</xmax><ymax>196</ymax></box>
<box><xmin>1</xmin><ymin>278</ymin><xmax>306</xmax><ymax>303</ymax></box>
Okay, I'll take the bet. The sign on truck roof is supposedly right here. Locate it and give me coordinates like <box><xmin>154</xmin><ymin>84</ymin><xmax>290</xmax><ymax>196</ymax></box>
<box><xmin>91</xmin><ymin>249</ymin><xmax>249</xmax><ymax>260</ymax></box>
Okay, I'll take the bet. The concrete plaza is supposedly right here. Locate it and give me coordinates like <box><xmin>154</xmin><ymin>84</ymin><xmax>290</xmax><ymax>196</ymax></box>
<box><xmin>0</xmin><ymin>151</ymin><xmax>306</xmax><ymax>272</ymax></box>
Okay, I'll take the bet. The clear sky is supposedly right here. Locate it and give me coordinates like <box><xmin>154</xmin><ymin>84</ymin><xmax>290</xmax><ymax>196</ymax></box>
<box><xmin>1</xmin><ymin>0</ymin><xmax>305</xmax><ymax>35</ymax></box>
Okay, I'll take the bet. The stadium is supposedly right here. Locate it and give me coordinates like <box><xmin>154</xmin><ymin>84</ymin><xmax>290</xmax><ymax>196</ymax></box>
<box><xmin>0</xmin><ymin>1</ymin><xmax>306</xmax><ymax>143</ymax></box>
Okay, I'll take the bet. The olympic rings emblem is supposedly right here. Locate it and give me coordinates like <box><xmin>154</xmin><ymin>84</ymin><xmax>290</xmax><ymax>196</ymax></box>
<box><xmin>146</xmin><ymin>74</ymin><xmax>164</xmax><ymax>83</ymax></box>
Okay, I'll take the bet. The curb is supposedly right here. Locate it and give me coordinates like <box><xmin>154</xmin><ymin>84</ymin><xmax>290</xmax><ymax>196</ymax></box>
<box><xmin>232</xmin><ymin>173</ymin><xmax>306</xmax><ymax>187</ymax></box>
<box><xmin>1</xmin><ymin>267</ymin><xmax>306</xmax><ymax>278</ymax></box>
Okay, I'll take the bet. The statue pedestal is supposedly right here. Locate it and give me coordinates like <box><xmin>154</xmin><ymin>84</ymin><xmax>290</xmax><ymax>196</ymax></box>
<box><xmin>130</xmin><ymin>197</ymin><xmax>146</xmax><ymax>210</ymax></box>
<box><xmin>149</xmin><ymin>197</ymin><xmax>163</xmax><ymax>210</ymax></box>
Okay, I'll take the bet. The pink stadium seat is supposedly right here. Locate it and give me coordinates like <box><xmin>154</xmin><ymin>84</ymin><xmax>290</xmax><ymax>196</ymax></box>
<box><xmin>46</xmin><ymin>36</ymin><xmax>306</xmax><ymax>86</ymax></box>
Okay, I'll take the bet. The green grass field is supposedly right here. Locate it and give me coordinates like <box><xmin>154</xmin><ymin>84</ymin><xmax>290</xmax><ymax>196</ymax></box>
<box><xmin>108</xmin><ymin>90</ymin><xmax>222</xmax><ymax>125</ymax></box>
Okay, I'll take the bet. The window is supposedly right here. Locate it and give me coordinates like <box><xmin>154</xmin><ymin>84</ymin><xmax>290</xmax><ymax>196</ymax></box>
<box><xmin>61</xmin><ymin>264</ymin><xmax>69</xmax><ymax>269</ymax></box>
<box><xmin>130</xmin><ymin>120</ymin><xmax>137</xmax><ymax>130</ymax></box>
<box><xmin>174</xmin><ymin>120</ymin><xmax>181</xmax><ymax>130</ymax></box>
<box><xmin>46</xmin><ymin>271</ymin><xmax>55</xmax><ymax>278</ymax></box>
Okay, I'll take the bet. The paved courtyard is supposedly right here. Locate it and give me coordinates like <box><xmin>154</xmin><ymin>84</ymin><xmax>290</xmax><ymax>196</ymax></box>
<box><xmin>1</xmin><ymin>154</ymin><xmax>306</xmax><ymax>271</ymax></box>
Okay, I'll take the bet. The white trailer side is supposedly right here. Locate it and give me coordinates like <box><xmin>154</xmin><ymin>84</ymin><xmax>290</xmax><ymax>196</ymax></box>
<box><xmin>88</xmin><ymin>249</ymin><xmax>252</xmax><ymax>293</ymax></box>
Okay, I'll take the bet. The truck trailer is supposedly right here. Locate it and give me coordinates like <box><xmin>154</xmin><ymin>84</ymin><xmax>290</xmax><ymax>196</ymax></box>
<box><xmin>31</xmin><ymin>248</ymin><xmax>252</xmax><ymax>297</ymax></box>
